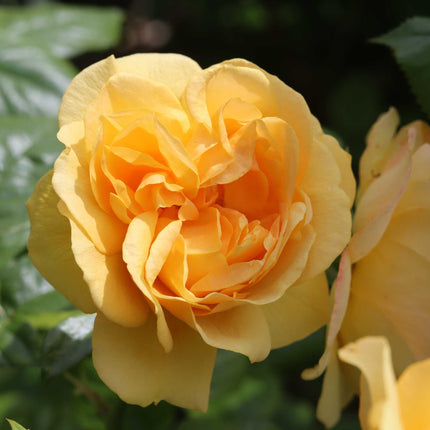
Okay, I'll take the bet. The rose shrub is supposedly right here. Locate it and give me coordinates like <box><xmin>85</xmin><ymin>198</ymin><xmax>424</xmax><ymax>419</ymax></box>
<box><xmin>304</xmin><ymin>108</ymin><xmax>430</xmax><ymax>426</ymax></box>
<box><xmin>27</xmin><ymin>54</ymin><xmax>354</xmax><ymax>411</ymax></box>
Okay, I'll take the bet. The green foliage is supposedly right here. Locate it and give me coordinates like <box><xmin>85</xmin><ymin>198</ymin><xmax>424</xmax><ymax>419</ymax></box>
<box><xmin>374</xmin><ymin>17</ymin><xmax>430</xmax><ymax>118</ymax></box>
<box><xmin>0</xmin><ymin>4</ymin><xmax>124</xmax><ymax>59</ymax></box>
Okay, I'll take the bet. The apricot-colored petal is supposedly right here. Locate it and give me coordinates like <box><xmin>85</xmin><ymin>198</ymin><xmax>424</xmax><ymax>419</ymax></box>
<box><xmin>26</xmin><ymin>171</ymin><xmax>96</xmax><ymax>313</ymax></box>
<box><xmin>342</xmin><ymin>215</ymin><xmax>430</xmax><ymax>375</ymax></box>
<box><xmin>104</xmin><ymin>73</ymin><xmax>188</xmax><ymax>126</ymax></box>
<box><xmin>190</xmin><ymin>260</ymin><xmax>263</xmax><ymax>295</ymax></box>
<box><xmin>59</xmin><ymin>55</ymin><xmax>116</xmax><ymax>127</ymax></box>
<box><xmin>185</xmin><ymin>62</ymin><xmax>276</xmax><ymax>129</ymax></box>
<box><xmin>302</xmin><ymin>250</ymin><xmax>351</xmax><ymax>380</ymax></box>
<box><xmin>248</xmin><ymin>220</ymin><xmax>315</xmax><ymax>304</ymax></box>
<box><xmin>397</xmin><ymin>358</ymin><xmax>430</xmax><ymax>430</ymax></box>
<box><xmin>349</xmin><ymin>138</ymin><xmax>412</xmax><ymax>263</ymax></box>
<box><xmin>338</xmin><ymin>337</ymin><xmax>403</xmax><ymax>430</ymax></box>
<box><xmin>315</xmin><ymin>340</ymin><xmax>354</xmax><ymax>428</ymax></box>
<box><xmin>394</xmin><ymin>144</ymin><xmax>430</xmax><ymax>215</ymax></box>
<box><xmin>65</xmin><ymin>211</ymin><xmax>148</xmax><ymax>327</ymax></box>
<box><xmin>181</xmin><ymin>207</ymin><xmax>222</xmax><ymax>254</ymax></box>
<box><xmin>154</xmin><ymin>120</ymin><xmax>199</xmax><ymax>194</ymax></box>
<box><xmin>53</xmin><ymin>146</ymin><xmax>127</xmax><ymax>255</ymax></box>
<box><xmin>322</xmin><ymin>133</ymin><xmax>356</xmax><ymax>206</ymax></box>
<box><xmin>358</xmin><ymin>107</ymin><xmax>400</xmax><ymax>199</ymax></box>
<box><xmin>299</xmin><ymin>138</ymin><xmax>352</xmax><ymax>280</ymax></box>
<box><xmin>115</xmin><ymin>53</ymin><xmax>201</xmax><ymax>98</ymax></box>
<box><xmin>123</xmin><ymin>213</ymin><xmax>173</xmax><ymax>352</ymax></box>
<box><xmin>93</xmin><ymin>313</ymin><xmax>216</xmax><ymax>412</ymax></box>
<box><xmin>262</xmin><ymin>272</ymin><xmax>329</xmax><ymax>349</ymax></box>
<box><xmin>195</xmin><ymin>303</ymin><xmax>271</xmax><ymax>362</ymax></box>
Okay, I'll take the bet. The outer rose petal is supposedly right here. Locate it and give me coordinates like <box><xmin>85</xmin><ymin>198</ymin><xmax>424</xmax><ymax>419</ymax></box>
<box><xmin>349</xmin><ymin>137</ymin><xmax>412</xmax><ymax>263</ymax></box>
<box><xmin>358</xmin><ymin>107</ymin><xmax>400</xmax><ymax>200</ymax></box>
<box><xmin>64</xmin><ymin>211</ymin><xmax>149</xmax><ymax>327</ymax></box>
<box><xmin>302</xmin><ymin>250</ymin><xmax>352</xmax><ymax>380</ymax></box>
<box><xmin>59</xmin><ymin>55</ymin><xmax>116</xmax><ymax>127</ymax></box>
<box><xmin>195</xmin><ymin>304</ymin><xmax>271</xmax><ymax>363</ymax></box>
<box><xmin>115</xmin><ymin>53</ymin><xmax>202</xmax><ymax>98</ymax></box>
<box><xmin>92</xmin><ymin>313</ymin><xmax>217</xmax><ymax>412</ymax></box>
<box><xmin>338</xmin><ymin>337</ymin><xmax>403</xmax><ymax>430</ymax></box>
<box><xmin>26</xmin><ymin>171</ymin><xmax>96</xmax><ymax>313</ymax></box>
<box><xmin>261</xmin><ymin>272</ymin><xmax>330</xmax><ymax>349</ymax></box>
<box><xmin>316</xmin><ymin>339</ymin><xmax>354</xmax><ymax>428</ymax></box>
<box><xmin>342</xmin><ymin>218</ymin><xmax>430</xmax><ymax>375</ymax></box>
<box><xmin>299</xmin><ymin>139</ymin><xmax>353</xmax><ymax>280</ymax></box>
<box><xmin>397</xmin><ymin>358</ymin><xmax>430</xmax><ymax>430</ymax></box>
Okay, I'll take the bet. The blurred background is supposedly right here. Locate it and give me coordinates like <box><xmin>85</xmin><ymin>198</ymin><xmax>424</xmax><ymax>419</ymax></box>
<box><xmin>0</xmin><ymin>1</ymin><xmax>429</xmax><ymax>429</ymax></box>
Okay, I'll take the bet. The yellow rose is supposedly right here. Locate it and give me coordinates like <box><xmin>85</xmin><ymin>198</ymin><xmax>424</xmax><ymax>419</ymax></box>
<box><xmin>339</xmin><ymin>336</ymin><xmax>430</xmax><ymax>430</ymax></box>
<box><xmin>26</xmin><ymin>54</ymin><xmax>354</xmax><ymax>411</ymax></box>
<box><xmin>303</xmin><ymin>108</ymin><xmax>430</xmax><ymax>427</ymax></box>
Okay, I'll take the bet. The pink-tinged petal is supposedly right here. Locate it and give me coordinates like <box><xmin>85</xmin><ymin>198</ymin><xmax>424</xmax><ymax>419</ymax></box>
<box><xmin>26</xmin><ymin>171</ymin><xmax>96</xmax><ymax>313</ymax></box>
<box><xmin>338</xmin><ymin>337</ymin><xmax>403</xmax><ymax>430</ymax></box>
<box><xmin>397</xmin><ymin>358</ymin><xmax>430</xmax><ymax>430</ymax></box>
<box><xmin>93</xmin><ymin>313</ymin><xmax>217</xmax><ymax>412</ymax></box>
<box><xmin>262</xmin><ymin>272</ymin><xmax>329</xmax><ymax>349</ymax></box>
<box><xmin>63</xmin><ymin>208</ymin><xmax>149</xmax><ymax>327</ymax></box>
<box><xmin>349</xmin><ymin>137</ymin><xmax>413</xmax><ymax>263</ymax></box>
<box><xmin>394</xmin><ymin>144</ymin><xmax>430</xmax><ymax>215</ymax></box>
<box><xmin>59</xmin><ymin>55</ymin><xmax>116</xmax><ymax>127</ymax></box>
<box><xmin>53</xmin><ymin>146</ymin><xmax>127</xmax><ymax>255</ymax></box>
<box><xmin>315</xmin><ymin>339</ymin><xmax>354</xmax><ymax>428</ymax></box>
<box><xmin>298</xmin><ymin>138</ymin><xmax>352</xmax><ymax>280</ymax></box>
<box><xmin>195</xmin><ymin>304</ymin><xmax>271</xmax><ymax>362</ymax></box>
<box><xmin>302</xmin><ymin>250</ymin><xmax>351</xmax><ymax>380</ymax></box>
<box><xmin>123</xmin><ymin>213</ymin><xmax>173</xmax><ymax>352</ymax></box>
<box><xmin>115</xmin><ymin>53</ymin><xmax>202</xmax><ymax>98</ymax></box>
<box><xmin>358</xmin><ymin>107</ymin><xmax>400</xmax><ymax>199</ymax></box>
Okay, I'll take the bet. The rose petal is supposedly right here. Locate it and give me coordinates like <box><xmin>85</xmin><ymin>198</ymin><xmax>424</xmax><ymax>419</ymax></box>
<box><xmin>195</xmin><ymin>303</ymin><xmax>271</xmax><ymax>362</ymax></box>
<box><xmin>342</xmin><ymin>219</ymin><xmax>430</xmax><ymax>375</ymax></box>
<box><xmin>123</xmin><ymin>213</ymin><xmax>173</xmax><ymax>351</ymax></box>
<box><xmin>302</xmin><ymin>250</ymin><xmax>351</xmax><ymax>380</ymax></box>
<box><xmin>53</xmin><ymin>146</ymin><xmax>127</xmax><ymax>255</ymax></box>
<box><xmin>93</xmin><ymin>313</ymin><xmax>216</xmax><ymax>412</ymax></box>
<box><xmin>59</xmin><ymin>55</ymin><xmax>116</xmax><ymax>127</ymax></box>
<box><xmin>63</xmin><ymin>209</ymin><xmax>149</xmax><ymax>327</ymax></box>
<box><xmin>26</xmin><ymin>171</ymin><xmax>96</xmax><ymax>313</ymax></box>
<box><xmin>338</xmin><ymin>337</ymin><xmax>403</xmax><ymax>430</ymax></box>
<box><xmin>349</xmin><ymin>137</ymin><xmax>412</xmax><ymax>263</ymax></box>
<box><xmin>358</xmin><ymin>107</ymin><xmax>400</xmax><ymax>199</ymax></box>
<box><xmin>397</xmin><ymin>358</ymin><xmax>430</xmax><ymax>430</ymax></box>
<box><xmin>261</xmin><ymin>272</ymin><xmax>329</xmax><ymax>349</ymax></box>
<box><xmin>298</xmin><ymin>138</ymin><xmax>352</xmax><ymax>280</ymax></box>
<box><xmin>115</xmin><ymin>53</ymin><xmax>202</xmax><ymax>98</ymax></box>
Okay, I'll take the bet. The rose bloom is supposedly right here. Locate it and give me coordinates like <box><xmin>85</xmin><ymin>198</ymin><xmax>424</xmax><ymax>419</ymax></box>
<box><xmin>303</xmin><ymin>108</ymin><xmax>430</xmax><ymax>426</ymax></box>
<box><xmin>27</xmin><ymin>54</ymin><xmax>354</xmax><ymax>411</ymax></box>
<box><xmin>339</xmin><ymin>336</ymin><xmax>430</xmax><ymax>430</ymax></box>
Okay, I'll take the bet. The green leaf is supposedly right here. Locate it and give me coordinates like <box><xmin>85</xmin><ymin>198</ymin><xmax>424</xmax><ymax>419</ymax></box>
<box><xmin>0</xmin><ymin>46</ymin><xmax>75</xmax><ymax>116</ymax></box>
<box><xmin>42</xmin><ymin>314</ymin><xmax>95</xmax><ymax>377</ymax></box>
<box><xmin>0</xmin><ymin>4</ymin><xmax>124</xmax><ymax>59</ymax></box>
<box><xmin>373</xmin><ymin>17</ymin><xmax>430</xmax><ymax>118</ymax></box>
<box><xmin>0</xmin><ymin>116</ymin><xmax>59</xmax><ymax>265</ymax></box>
<box><xmin>6</xmin><ymin>419</ymin><xmax>27</xmax><ymax>430</ymax></box>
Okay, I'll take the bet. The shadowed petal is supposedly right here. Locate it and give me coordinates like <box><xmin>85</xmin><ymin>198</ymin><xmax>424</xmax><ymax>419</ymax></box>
<box><xmin>93</xmin><ymin>313</ymin><xmax>216</xmax><ymax>412</ymax></box>
<box><xmin>26</xmin><ymin>171</ymin><xmax>96</xmax><ymax>313</ymax></box>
